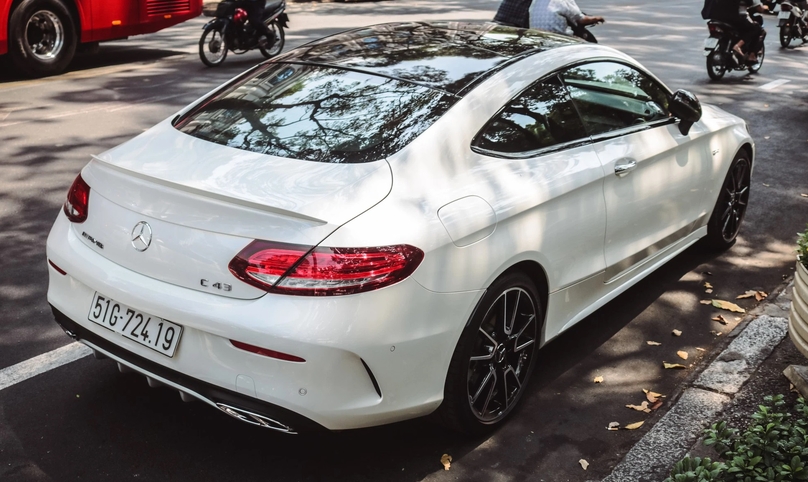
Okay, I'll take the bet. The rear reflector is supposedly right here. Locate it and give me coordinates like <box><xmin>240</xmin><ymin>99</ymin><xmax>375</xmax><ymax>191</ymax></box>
<box><xmin>229</xmin><ymin>241</ymin><xmax>424</xmax><ymax>296</ymax></box>
<box><xmin>48</xmin><ymin>259</ymin><xmax>67</xmax><ymax>275</ymax></box>
<box><xmin>63</xmin><ymin>173</ymin><xmax>90</xmax><ymax>223</ymax></box>
<box><xmin>230</xmin><ymin>340</ymin><xmax>305</xmax><ymax>363</ymax></box>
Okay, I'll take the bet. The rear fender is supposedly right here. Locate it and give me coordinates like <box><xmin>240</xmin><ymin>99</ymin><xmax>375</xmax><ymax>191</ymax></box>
<box><xmin>276</xmin><ymin>13</ymin><xmax>290</xmax><ymax>28</ymax></box>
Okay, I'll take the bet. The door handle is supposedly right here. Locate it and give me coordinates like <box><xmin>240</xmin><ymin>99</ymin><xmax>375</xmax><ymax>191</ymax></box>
<box><xmin>614</xmin><ymin>158</ymin><xmax>637</xmax><ymax>177</ymax></box>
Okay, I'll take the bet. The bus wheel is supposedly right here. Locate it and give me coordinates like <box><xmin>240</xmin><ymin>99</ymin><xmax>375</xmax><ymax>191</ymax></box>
<box><xmin>9</xmin><ymin>0</ymin><xmax>77</xmax><ymax>77</ymax></box>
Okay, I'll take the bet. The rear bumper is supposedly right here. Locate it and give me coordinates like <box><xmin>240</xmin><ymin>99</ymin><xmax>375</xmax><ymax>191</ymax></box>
<box><xmin>51</xmin><ymin>306</ymin><xmax>324</xmax><ymax>433</ymax></box>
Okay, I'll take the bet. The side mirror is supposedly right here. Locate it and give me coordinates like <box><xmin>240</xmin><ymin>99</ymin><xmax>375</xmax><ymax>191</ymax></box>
<box><xmin>670</xmin><ymin>89</ymin><xmax>702</xmax><ymax>135</ymax></box>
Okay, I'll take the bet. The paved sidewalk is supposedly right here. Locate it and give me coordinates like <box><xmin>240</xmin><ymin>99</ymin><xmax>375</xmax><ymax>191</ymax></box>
<box><xmin>599</xmin><ymin>279</ymin><xmax>798</xmax><ymax>482</ymax></box>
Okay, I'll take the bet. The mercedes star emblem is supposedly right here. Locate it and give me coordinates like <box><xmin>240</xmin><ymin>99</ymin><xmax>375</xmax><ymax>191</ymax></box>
<box><xmin>131</xmin><ymin>221</ymin><xmax>153</xmax><ymax>252</ymax></box>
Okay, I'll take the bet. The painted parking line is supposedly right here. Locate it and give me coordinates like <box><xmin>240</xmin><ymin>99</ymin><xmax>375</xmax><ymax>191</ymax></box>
<box><xmin>759</xmin><ymin>79</ymin><xmax>791</xmax><ymax>91</ymax></box>
<box><xmin>0</xmin><ymin>342</ymin><xmax>92</xmax><ymax>391</ymax></box>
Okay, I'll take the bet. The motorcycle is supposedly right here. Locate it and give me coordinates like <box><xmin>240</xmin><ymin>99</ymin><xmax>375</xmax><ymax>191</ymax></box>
<box><xmin>775</xmin><ymin>0</ymin><xmax>808</xmax><ymax>47</ymax></box>
<box><xmin>704</xmin><ymin>9</ymin><xmax>766</xmax><ymax>80</ymax></box>
<box><xmin>199</xmin><ymin>1</ymin><xmax>289</xmax><ymax>67</ymax></box>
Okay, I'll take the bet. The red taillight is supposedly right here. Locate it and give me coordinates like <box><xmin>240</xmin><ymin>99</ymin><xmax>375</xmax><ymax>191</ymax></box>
<box><xmin>228</xmin><ymin>240</ymin><xmax>424</xmax><ymax>296</ymax></box>
<box><xmin>230</xmin><ymin>340</ymin><xmax>305</xmax><ymax>363</ymax></box>
<box><xmin>63</xmin><ymin>173</ymin><xmax>90</xmax><ymax>223</ymax></box>
<box><xmin>708</xmin><ymin>23</ymin><xmax>723</xmax><ymax>35</ymax></box>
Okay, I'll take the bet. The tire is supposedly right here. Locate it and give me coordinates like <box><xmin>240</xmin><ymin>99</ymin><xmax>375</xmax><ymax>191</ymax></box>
<box><xmin>780</xmin><ymin>23</ymin><xmax>793</xmax><ymax>48</ymax></box>
<box><xmin>199</xmin><ymin>24</ymin><xmax>228</xmax><ymax>67</ymax></box>
<box><xmin>748</xmin><ymin>42</ymin><xmax>764</xmax><ymax>73</ymax></box>
<box><xmin>704</xmin><ymin>152</ymin><xmax>751</xmax><ymax>251</ymax></box>
<box><xmin>706</xmin><ymin>48</ymin><xmax>726</xmax><ymax>81</ymax></box>
<box><xmin>437</xmin><ymin>272</ymin><xmax>542</xmax><ymax>434</ymax></box>
<box><xmin>8</xmin><ymin>0</ymin><xmax>77</xmax><ymax>77</ymax></box>
<box><xmin>259</xmin><ymin>23</ymin><xmax>285</xmax><ymax>58</ymax></box>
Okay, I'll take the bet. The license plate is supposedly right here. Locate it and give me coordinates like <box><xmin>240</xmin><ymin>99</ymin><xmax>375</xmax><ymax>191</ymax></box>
<box><xmin>704</xmin><ymin>37</ymin><xmax>719</xmax><ymax>50</ymax></box>
<box><xmin>88</xmin><ymin>292</ymin><xmax>183</xmax><ymax>357</ymax></box>
<box><xmin>779</xmin><ymin>11</ymin><xmax>791</xmax><ymax>19</ymax></box>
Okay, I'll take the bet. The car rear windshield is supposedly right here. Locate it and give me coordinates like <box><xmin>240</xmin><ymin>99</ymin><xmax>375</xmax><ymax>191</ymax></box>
<box><xmin>174</xmin><ymin>63</ymin><xmax>457</xmax><ymax>163</ymax></box>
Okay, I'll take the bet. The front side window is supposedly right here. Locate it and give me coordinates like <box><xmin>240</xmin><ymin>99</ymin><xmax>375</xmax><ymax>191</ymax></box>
<box><xmin>473</xmin><ymin>76</ymin><xmax>587</xmax><ymax>155</ymax></box>
<box><xmin>560</xmin><ymin>61</ymin><xmax>671</xmax><ymax>137</ymax></box>
<box><xmin>174</xmin><ymin>63</ymin><xmax>456</xmax><ymax>163</ymax></box>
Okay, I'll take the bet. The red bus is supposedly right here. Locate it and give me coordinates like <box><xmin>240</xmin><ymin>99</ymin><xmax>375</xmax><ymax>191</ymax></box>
<box><xmin>1</xmin><ymin>0</ymin><xmax>202</xmax><ymax>77</ymax></box>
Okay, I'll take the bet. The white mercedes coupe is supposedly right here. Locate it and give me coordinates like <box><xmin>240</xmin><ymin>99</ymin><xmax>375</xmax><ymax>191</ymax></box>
<box><xmin>47</xmin><ymin>22</ymin><xmax>754</xmax><ymax>434</ymax></box>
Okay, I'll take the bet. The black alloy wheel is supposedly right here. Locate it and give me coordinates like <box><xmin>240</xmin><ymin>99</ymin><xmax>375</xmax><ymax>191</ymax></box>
<box><xmin>437</xmin><ymin>272</ymin><xmax>541</xmax><ymax>434</ymax></box>
<box><xmin>705</xmin><ymin>152</ymin><xmax>751</xmax><ymax>250</ymax></box>
<box><xmin>9</xmin><ymin>0</ymin><xmax>77</xmax><ymax>77</ymax></box>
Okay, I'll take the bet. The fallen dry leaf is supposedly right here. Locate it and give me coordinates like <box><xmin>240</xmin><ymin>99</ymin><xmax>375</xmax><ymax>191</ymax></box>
<box><xmin>700</xmin><ymin>300</ymin><xmax>713</xmax><ymax>305</ymax></box>
<box><xmin>712</xmin><ymin>314</ymin><xmax>729</xmax><ymax>325</ymax></box>
<box><xmin>704</xmin><ymin>282</ymin><xmax>713</xmax><ymax>289</ymax></box>
<box><xmin>672</xmin><ymin>329</ymin><xmax>682</xmax><ymax>337</ymax></box>
<box><xmin>712</xmin><ymin>299</ymin><xmax>746</xmax><ymax>313</ymax></box>
<box><xmin>579</xmin><ymin>459</ymin><xmax>589</xmax><ymax>471</ymax></box>
<box><xmin>647</xmin><ymin>341</ymin><xmax>662</xmax><ymax>346</ymax></box>
<box><xmin>677</xmin><ymin>351</ymin><xmax>689</xmax><ymax>360</ymax></box>
<box><xmin>710</xmin><ymin>330</ymin><xmax>723</xmax><ymax>336</ymax></box>
<box><xmin>625</xmin><ymin>421</ymin><xmax>644</xmax><ymax>430</ymax></box>
<box><xmin>626</xmin><ymin>401</ymin><xmax>651</xmax><ymax>413</ymax></box>
<box><xmin>705</xmin><ymin>289</ymin><xmax>713</xmax><ymax>294</ymax></box>
<box><xmin>696</xmin><ymin>347</ymin><xmax>706</xmax><ymax>352</ymax></box>
<box><xmin>755</xmin><ymin>291</ymin><xmax>768</xmax><ymax>302</ymax></box>
<box><xmin>736</xmin><ymin>290</ymin><xmax>757</xmax><ymax>299</ymax></box>
<box><xmin>607</xmin><ymin>421</ymin><xmax>620</xmax><ymax>431</ymax></box>
<box><xmin>594</xmin><ymin>376</ymin><xmax>604</xmax><ymax>383</ymax></box>
<box><xmin>663</xmin><ymin>362</ymin><xmax>687</xmax><ymax>369</ymax></box>
<box><xmin>802</xmin><ymin>194</ymin><xmax>808</xmax><ymax>198</ymax></box>
<box><xmin>643</xmin><ymin>389</ymin><xmax>665</xmax><ymax>403</ymax></box>
<box><xmin>650</xmin><ymin>400</ymin><xmax>664</xmax><ymax>411</ymax></box>
<box><xmin>440</xmin><ymin>454</ymin><xmax>452</xmax><ymax>471</ymax></box>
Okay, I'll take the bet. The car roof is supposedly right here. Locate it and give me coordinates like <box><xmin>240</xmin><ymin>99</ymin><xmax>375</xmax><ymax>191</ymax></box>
<box><xmin>275</xmin><ymin>22</ymin><xmax>581</xmax><ymax>95</ymax></box>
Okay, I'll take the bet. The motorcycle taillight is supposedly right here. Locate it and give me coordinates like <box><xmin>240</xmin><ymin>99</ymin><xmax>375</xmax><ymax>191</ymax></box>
<box><xmin>233</xmin><ymin>8</ymin><xmax>248</xmax><ymax>23</ymax></box>
<box><xmin>708</xmin><ymin>24</ymin><xmax>723</xmax><ymax>35</ymax></box>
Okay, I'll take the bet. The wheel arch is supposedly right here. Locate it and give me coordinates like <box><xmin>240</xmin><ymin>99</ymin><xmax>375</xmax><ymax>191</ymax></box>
<box><xmin>473</xmin><ymin>260</ymin><xmax>550</xmax><ymax>337</ymax></box>
<box><xmin>738</xmin><ymin>142</ymin><xmax>754</xmax><ymax>164</ymax></box>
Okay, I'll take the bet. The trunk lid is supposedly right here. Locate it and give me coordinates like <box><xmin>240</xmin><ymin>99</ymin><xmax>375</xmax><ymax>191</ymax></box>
<box><xmin>77</xmin><ymin>121</ymin><xmax>392</xmax><ymax>300</ymax></box>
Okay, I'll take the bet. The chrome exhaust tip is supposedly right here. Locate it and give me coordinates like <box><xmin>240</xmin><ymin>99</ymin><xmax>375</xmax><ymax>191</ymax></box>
<box><xmin>216</xmin><ymin>403</ymin><xmax>296</xmax><ymax>434</ymax></box>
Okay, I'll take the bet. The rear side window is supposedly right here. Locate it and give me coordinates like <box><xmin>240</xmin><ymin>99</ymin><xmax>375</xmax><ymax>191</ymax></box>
<box><xmin>175</xmin><ymin>63</ymin><xmax>456</xmax><ymax>163</ymax></box>
<box><xmin>473</xmin><ymin>76</ymin><xmax>587</xmax><ymax>155</ymax></box>
<box><xmin>560</xmin><ymin>61</ymin><xmax>671</xmax><ymax>136</ymax></box>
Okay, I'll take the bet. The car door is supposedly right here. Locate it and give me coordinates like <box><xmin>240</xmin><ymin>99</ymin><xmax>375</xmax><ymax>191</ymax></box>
<box><xmin>559</xmin><ymin>61</ymin><xmax>711</xmax><ymax>282</ymax></box>
<box><xmin>471</xmin><ymin>74</ymin><xmax>607</xmax><ymax>297</ymax></box>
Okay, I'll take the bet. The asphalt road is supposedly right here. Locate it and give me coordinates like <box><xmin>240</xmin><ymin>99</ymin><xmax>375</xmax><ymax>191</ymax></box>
<box><xmin>1</xmin><ymin>0</ymin><xmax>807</xmax><ymax>480</ymax></box>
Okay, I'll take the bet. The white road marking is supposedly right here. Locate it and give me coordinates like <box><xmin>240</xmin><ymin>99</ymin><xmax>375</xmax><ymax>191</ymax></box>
<box><xmin>0</xmin><ymin>342</ymin><xmax>92</xmax><ymax>391</ymax></box>
<box><xmin>759</xmin><ymin>79</ymin><xmax>791</xmax><ymax>91</ymax></box>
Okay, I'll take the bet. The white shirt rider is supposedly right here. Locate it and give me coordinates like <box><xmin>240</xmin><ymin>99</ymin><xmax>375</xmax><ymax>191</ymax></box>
<box><xmin>528</xmin><ymin>0</ymin><xmax>604</xmax><ymax>36</ymax></box>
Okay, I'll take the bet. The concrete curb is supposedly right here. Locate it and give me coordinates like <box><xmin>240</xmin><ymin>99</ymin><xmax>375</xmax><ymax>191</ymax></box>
<box><xmin>597</xmin><ymin>281</ymin><xmax>794</xmax><ymax>482</ymax></box>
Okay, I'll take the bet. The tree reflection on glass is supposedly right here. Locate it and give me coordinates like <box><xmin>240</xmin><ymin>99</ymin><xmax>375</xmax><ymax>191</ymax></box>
<box><xmin>176</xmin><ymin>64</ymin><xmax>456</xmax><ymax>163</ymax></box>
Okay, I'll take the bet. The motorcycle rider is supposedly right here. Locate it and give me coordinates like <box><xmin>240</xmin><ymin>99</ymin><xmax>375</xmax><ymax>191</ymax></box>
<box><xmin>493</xmin><ymin>0</ymin><xmax>532</xmax><ymax>28</ymax></box>
<box><xmin>240</xmin><ymin>0</ymin><xmax>275</xmax><ymax>47</ymax></box>
<box><xmin>528</xmin><ymin>0</ymin><xmax>605</xmax><ymax>37</ymax></box>
<box><xmin>707</xmin><ymin>0</ymin><xmax>767</xmax><ymax>62</ymax></box>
